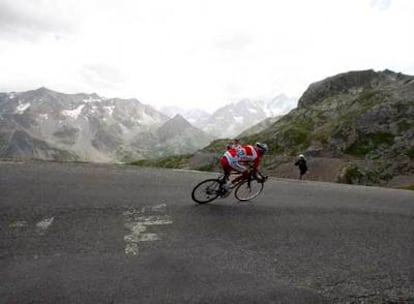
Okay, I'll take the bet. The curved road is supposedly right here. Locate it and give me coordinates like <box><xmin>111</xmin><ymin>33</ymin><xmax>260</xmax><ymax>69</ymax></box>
<box><xmin>1</xmin><ymin>161</ymin><xmax>413</xmax><ymax>303</ymax></box>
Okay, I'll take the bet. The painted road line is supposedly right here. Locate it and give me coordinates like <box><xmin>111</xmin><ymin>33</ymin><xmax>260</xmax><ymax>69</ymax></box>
<box><xmin>36</xmin><ymin>217</ymin><xmax>55</xmax><ymax>235</ymax></box>
<box><xmin>123</xmin><ymin>206</ymin><xmax>173</xmax><ymax>256</ymax></box>
<box><xmin>9</xmin><ymin>220</ymin><xmax>28</xmax><ymax>228</ymax></box>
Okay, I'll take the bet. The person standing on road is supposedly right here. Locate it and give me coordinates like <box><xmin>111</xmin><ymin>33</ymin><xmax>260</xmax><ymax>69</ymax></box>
<box><xmin>295</xmin><ymin>154</ymin><xmax>308</xmax><ymax>180</ymax></box>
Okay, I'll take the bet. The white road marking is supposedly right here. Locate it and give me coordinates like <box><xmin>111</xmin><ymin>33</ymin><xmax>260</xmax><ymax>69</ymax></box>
<box><xmin>125</xmin><ymin>243</ymin><xmax>139</xmax><ymax>256</ymax></box>
<box><xmin>9</xmin><ymin>220</ymin><xmax>28</xmax><ymax>228</ymax></box>
<box><xmin>36</xmin><ymin>217</ymin><xmax>54</xmax><ymax>235</ymax></box>
<box><xmin>135</xmin><ymin>215</ymin><xmax>173</xmax><ymax>225</ymax></box>
<box><xmin>151</xmin><ymin>203</ymin><xmax>167</xmax><ymax>212</ymax></box>
<box><xmin>123</xmin><ymin>206</ymin><xmax>172</xmax><ymax>256</ymax></box>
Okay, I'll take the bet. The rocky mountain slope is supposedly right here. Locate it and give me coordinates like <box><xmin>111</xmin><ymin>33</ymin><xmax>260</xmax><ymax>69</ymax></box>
<box><xmin>151</xmin><ymin>69</ymin><xmax>414</xmax><ymax>188</ymax></box>
<box><xmin>0</xmin><ymin>88</ymin><xmax>213</xmax><ymax>162</ymax></box>
<box><xmin>153</xmin><ymin>114</ymin><xmax>215</xmax><ymax>156</ymax></box>
<box><xmin>237</xmin><ymin>116</ymin><xmax>282</xmax><ymax>138</ymax></box>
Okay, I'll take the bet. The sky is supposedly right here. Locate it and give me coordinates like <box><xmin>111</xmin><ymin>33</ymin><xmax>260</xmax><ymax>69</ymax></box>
<box><xmin>0</xmin><ymin>0</ymin><xmax>413</xmax><ymax>112</ymax></box>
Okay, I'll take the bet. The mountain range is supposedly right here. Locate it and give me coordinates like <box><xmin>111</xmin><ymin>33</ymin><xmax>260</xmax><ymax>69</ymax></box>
<box><xmin>0</xmin><ymin>88</ymin><xmax>214</xmax><ymax>162</ymax></box>
<box><xmin>160</xmin><ymin>94</ymin><xmax>297</xmax><ymax>138</ymax></box>
<box><xmin>0</xmin><ymin>87</ymin><xmax>295</xmax><ymax>162</ymax></box>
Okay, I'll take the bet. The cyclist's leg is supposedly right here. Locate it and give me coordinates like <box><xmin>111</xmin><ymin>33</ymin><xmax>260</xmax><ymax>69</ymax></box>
<box><xmin>220</xmin><ymin>156</ymin><xmax>232</xmax><ymax>182</ymax></box>
<box><xmin>227</xmin><ymin>160</ymin><xmax>248</xmax><ymax>185</ymax></box>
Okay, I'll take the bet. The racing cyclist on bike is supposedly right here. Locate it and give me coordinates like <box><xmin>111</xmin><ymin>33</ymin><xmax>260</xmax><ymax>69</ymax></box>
<box><xmin>220</xmin><ymin>142</ymin><xmax>269</xmax><ymax>192</ymax></box>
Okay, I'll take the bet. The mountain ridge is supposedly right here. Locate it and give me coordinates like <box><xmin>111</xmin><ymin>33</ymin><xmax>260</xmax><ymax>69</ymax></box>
<box><xmin>197</xmin><ymin>96</ymin><xmax>297</xmax><ymax>138</ymax></box>
<box><xmin>0</xmin><ymin>87</ymin><xmax>213</xmax><ymax>162</ymax></box>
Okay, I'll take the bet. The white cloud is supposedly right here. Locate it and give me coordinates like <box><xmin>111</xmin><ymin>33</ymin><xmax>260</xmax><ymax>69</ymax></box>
<box><xmin>0</xmin><ymin>0</ymin><xmax>413</xmax><ymax>111</ymax></box>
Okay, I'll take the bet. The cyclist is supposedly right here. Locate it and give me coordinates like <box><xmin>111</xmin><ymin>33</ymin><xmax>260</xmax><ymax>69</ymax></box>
<box><xmin>220</xmin><ymin>142</ymin><xmax>269</xmax><ymax>191</ymax></box>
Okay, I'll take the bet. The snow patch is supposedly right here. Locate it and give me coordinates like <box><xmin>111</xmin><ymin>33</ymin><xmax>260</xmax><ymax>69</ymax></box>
<box><xmin>62</xmin><ymin>104</ymin><xmax>85</xmax><ymax>119</ymax></box>
<box><xmin>234</xmin><ymin>116</ymin><xmax>244</xmax><ymax>123</ymax></box>
<box><xmin>104</xmin><ymin>106</ymin><xmax>115</xmax><ymax>116</ymax></box>
<box><xmin>138</xmin><ymin>112</ymin><xmax>156</xmax><ymax>125</ymax></box>
<box><xmin>15</xmin><ymin>103</ymin><xmax>31</xmax><ymax>114</ymax></box>
<box><xmin>89</xmin><ymin>105</ymin><xmax>98</xmax><ymax>114</ymax></box>
<box><xmin>248</xmin><ymin>108</ymin><xmax>258</xmax><ymax>114</ymax></box>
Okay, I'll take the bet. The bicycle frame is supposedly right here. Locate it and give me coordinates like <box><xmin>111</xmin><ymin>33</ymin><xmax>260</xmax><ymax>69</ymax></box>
<box><xmin>220</xmin><ymin>169</ymin><xmax>266</xmax><ymax>188</ymax></box>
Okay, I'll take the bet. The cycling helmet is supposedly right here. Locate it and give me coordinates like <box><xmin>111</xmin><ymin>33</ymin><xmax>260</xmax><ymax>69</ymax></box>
<box><xmin>255</xmin><ymin>142</ymin><xmax>268</xmax><ymax>154</ymax></box>
<box><xmin>298</xmin><ymin>154</ymin><xmax>305</xmax><ymax>158</ymax></box>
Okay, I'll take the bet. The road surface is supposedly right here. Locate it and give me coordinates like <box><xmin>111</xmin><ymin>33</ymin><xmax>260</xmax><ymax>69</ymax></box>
<box><xmin>1</xmin><ymin>161</ymin><xmax>413</xmax><ymax>303</ymax></box>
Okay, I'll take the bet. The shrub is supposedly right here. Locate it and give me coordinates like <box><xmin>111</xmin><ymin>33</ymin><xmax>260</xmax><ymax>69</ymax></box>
<box><xmin>407</xmin><ymin>146</ymin><xmax>414</xmax><ymax>159</ymax></box>
<box><xmin>130</xmin><ymin>154</ymin><xmax>193</xmax><ymax>169</ymax></box>
<box><xmin>345</xmin><ymin>131</ymin><xmax>394</xmax><ymax>156</ymax></box>
<box><xmin>279</xmin><ymin>127</ymin><xmax>311</xmax><ymax>154</ymax></box>
<box><xmin>341</xmin><ymin>164</ymin><xmax>364</xmax><ymax>184</ymax></box>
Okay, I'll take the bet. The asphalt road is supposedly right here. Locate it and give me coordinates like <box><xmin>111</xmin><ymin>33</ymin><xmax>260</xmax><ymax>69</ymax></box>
<box><xmin>1</xmin><ymin>161</ymin><xmax>413</xmax><ymax>304</ymax></box>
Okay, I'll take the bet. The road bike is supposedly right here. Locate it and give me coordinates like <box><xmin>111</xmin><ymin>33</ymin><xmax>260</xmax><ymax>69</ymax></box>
<box><xmin>191</xmin><ymin>170</ymin><xmax>268</xmax><ymax>204</ymax></box>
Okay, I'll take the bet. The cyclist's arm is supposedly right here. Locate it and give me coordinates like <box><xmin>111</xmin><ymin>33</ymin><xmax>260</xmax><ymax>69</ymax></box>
<box><xmin>252</xmin><ymin>157</ymin><xmax>261</xmax><ymax>173</ymax></box>
<box><xmin>252</xmin><ymin>158</ymin><xmax>267</xmax><ymax>181</ymax></box>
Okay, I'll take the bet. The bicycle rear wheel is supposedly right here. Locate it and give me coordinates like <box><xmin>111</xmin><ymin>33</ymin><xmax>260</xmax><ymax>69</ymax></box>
<box><xmin>191</xmin><ymin>179</ymin><xmax>222</xmax><ymax>204</ymax></box>
<box><xmin>234</xmin><ymin>178</ymin><xmax>264</xmax><ymax>201</ymax></box>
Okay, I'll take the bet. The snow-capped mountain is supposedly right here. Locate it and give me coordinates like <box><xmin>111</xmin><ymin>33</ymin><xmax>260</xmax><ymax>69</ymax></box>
<box><xmin>266</xmin><ymin>94</ymin><xmax>299</xmax><ymax>116</ymax></box>
<box><xmin>159</xmin><ymin>95</ymin><xmax>297</xmax><ymax>139</ymax></box>
<box><xmin>196</xmin><ymin>95</ymin><xmax>297</xmax><ymax>138</ymax></box>
<box><xmin>0</xmin><ymin>87</ymin><xmax>213</xmax><ymax>162</ymax></box>
<box><xmin>159</xmin><ymin>106</ymin><xmax>211</xmax><ymax>126</ymax></box>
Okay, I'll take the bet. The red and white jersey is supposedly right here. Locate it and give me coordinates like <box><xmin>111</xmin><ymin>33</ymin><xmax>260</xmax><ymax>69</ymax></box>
<box><xmin>225</xmin><ymin>145</ymin><xmax>257</xmax><ymax>161</ymax></box>
<box><xmin>223</xmin><ymin>145</ymin><xmax>261</xmax><ymax>172</ymax></box>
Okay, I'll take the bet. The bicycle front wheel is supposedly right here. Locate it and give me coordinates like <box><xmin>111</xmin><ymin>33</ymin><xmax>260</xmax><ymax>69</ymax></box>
<box><xmin>234</xmin><ymin>179</ymin><xmax>264</xmax><ymax>201</ymax></box>
<box><xmin>191</xmin><ymin>179</ymin><xmax>222</xmax><ymax>204</ymax></box>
